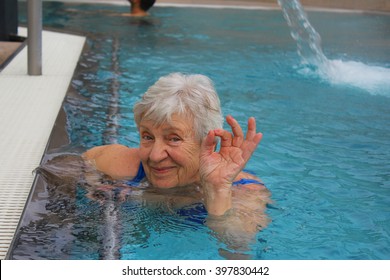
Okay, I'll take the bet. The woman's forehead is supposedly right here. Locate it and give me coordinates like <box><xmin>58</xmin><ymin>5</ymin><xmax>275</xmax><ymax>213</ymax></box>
<box><xmin>140</xmin><ymin>113</ymin><xmax>194</xmax><ymax>131</ymax></box>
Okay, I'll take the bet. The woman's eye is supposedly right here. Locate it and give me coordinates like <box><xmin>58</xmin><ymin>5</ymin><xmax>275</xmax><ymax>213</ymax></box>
<box><xmin>169</xmin><ymin>136</ymin><xmax>181</xmax><ymax>143</ymax></box>
<box><xmin>142</xmin><ymin>134</ymin><xmax>153</xmax><ymax>141</ymax></box>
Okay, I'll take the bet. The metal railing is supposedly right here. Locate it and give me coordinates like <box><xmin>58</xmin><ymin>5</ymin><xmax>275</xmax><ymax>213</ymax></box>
<box><xmin>27</xmin><ymin>0</ymin><xmax>42</xmax><ymax>75</ymax></box>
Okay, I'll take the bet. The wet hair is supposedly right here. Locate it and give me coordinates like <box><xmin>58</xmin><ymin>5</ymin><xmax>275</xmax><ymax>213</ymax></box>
<box><xmin>140</xmin><ymin>0</ymin><xmax>155</xmax><ymax>11</ymax></box>
<box><xmin>133</xmin><ymin>73</ymin><xmax>223</xmax><ymax>141</ymax></box>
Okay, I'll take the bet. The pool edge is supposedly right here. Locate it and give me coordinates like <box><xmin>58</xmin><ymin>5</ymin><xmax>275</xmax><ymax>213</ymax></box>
<box><xmin>0</xmin><ymin>28</ymin><xmax>86</xmax><ymax>260</ymax></box>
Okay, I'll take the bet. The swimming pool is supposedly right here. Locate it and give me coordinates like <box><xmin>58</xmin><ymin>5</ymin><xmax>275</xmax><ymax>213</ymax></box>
<box><xmin>8</xmin><ymin>2</ymin><xmax>390</xmax><ymax>259</ymax></box>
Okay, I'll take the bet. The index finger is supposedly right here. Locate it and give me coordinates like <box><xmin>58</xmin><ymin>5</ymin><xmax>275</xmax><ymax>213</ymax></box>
<box><xmin>226</xmin><ymin>115</ymin><xmax>244</xmax><ymax>147</ymax></box>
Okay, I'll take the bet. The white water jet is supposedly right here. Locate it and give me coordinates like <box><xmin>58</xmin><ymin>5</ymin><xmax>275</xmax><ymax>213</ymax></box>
<box><xmin>278</xmin><ymin>0</ymin><xmax>390</xmax><ymax>95</ymax></box>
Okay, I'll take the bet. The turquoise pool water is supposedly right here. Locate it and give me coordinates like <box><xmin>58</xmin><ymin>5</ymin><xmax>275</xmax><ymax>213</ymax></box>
<box><xmin>10</xmin><ymin>2</ymin><xmax>390</xmax><ymax>259</ymax></box>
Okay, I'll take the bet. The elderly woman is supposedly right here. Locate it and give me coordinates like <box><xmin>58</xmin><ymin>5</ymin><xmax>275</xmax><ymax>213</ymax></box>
<box><xmin>83</xmin><ymin>72</ymin><xmax>268</xmax><ymax>218</ymax></box>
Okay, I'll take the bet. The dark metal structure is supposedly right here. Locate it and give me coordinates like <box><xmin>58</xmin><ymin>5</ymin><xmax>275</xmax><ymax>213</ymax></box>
<box><xmin>0</xmin><ymin>0</ymin><xmax>18</xmax><ymax>41</ymax></box>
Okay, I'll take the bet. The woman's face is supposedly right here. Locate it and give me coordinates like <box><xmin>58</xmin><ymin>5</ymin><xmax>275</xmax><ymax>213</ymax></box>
<box><xmin>138</xmin><ymin>114</ymin><xmax>201</xmax><ymax>188</ymax></box>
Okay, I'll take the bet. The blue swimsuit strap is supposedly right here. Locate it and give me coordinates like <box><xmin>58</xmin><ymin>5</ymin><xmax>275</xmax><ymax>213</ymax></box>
<box><xmin>126</xmin><ymin>162</ymin><xmax>146</xmax><ymax>186</ymax></box>
<box><xmin>133</xmin><ymin>162</ymin><xmax>146</xmax><ymax>182</ymax></box>
<box><xmin>232</xmin><ymin>178</ymin><xmax>265</xmax><ymax>186</ymax></box>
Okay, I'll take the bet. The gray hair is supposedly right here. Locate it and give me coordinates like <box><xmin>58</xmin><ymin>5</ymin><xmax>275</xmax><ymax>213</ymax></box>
<box><xmin>133</xmin><ymin>73</ymin><xmax>223</xmax><ymax>141</ymax></box>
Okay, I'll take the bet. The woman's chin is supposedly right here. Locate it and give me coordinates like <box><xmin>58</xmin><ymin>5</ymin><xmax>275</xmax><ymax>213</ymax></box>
<box><xmin>150</xmin><ymin>180</ymin><xmax>177</xmax><ymax>189</ymax></box>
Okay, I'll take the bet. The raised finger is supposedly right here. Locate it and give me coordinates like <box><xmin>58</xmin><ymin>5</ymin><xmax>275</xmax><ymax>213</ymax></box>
<box><xmin>214</xmin><ymin>129</ymin><xmax>233</xmax><ymax>148</ymax></box>
<box><xmin>245</xmin><ymin>117</ymin><xmax>257</xmax><ymax>141</ymax></box>
<box><xmin>226</xmin><ymin>115</ymin><xmax>244</xmax><ymax>147</ymax></box>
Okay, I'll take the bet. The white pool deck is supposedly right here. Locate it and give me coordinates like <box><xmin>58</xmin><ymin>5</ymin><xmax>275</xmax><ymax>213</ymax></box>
<box><xmin>0</xmin><ymin>27</ymin><xmax>86</xmax><ymax>259</ymax></box>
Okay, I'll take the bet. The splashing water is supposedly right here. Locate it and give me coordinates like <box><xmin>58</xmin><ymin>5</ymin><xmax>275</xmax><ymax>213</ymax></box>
<box><xmin>278</xmin><ymin>0</ymin><xmax>390</xmax><ymax>95</ymax></box>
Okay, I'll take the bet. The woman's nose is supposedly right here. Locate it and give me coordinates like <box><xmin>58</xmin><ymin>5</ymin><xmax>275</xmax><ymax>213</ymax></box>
<box><xmin>148</xmin><ymin>140</ymin><xmax>168</xmax><ymax>162</ymax></box>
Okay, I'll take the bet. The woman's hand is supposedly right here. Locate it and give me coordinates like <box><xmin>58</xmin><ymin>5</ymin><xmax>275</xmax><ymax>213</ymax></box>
<box><xmin>199</xmin><ymin>115</ymin><xmax>263</xmax><ymax>215</ymax></box>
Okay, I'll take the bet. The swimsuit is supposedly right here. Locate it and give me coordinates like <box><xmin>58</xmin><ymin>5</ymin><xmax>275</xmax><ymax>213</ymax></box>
<box><xmin>126</xmin><ymin>163</ymin><xmax>146</xmax><ymax>186</ymax></box>
<box><xmin>127</xmin><ymin>163</ymin><xmax>265</xmax><ymax>187</ymax></box>
<box><xmin>176</xmin><ymin>203</ymin><xmax>208</xmax><ymax>225</ymax></box>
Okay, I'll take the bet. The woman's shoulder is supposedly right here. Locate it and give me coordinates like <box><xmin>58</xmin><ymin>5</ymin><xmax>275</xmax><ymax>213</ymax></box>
<box><xmin>83</xmin><ymin>144</ymin><xmax>140</xmax><ymax>179</ymax></box>
<box><xmin>83</xmin><ymin>144</ymin><xmax>136</xmax><ymax>157</ymax></box>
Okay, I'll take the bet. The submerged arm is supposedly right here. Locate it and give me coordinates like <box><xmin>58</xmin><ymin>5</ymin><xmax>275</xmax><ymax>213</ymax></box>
<box><xmin>206</xmin><ymin>185</ymin><xmax>271</xmax><ymax>254</ymax></box>
<box><xmin>199</xmin><ymin>115</ymin><xmax>268</xmax><ymax>254</ymax></box>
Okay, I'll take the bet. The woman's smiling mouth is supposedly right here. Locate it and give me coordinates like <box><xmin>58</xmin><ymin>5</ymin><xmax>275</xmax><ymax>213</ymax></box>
<box><xmin>150</xmin><ymin>166</ymin><xmax>176</xmax><ymax>175</ymax></box>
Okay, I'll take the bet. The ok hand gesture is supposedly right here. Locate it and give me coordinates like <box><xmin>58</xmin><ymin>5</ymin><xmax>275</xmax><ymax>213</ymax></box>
<box><xmin>199</xmin><ymin>115</ymin><xmax>263</xmax><ymax>215</ymax></box>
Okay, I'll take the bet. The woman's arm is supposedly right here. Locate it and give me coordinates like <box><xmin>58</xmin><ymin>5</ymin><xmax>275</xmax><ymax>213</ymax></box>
<box><xmin>199</xmin><ymin>115</ymin><xmax>263</xmax><ymax>216</ymax></box>
<box><xmin>206</xmin><ymin>184</ymin><xmax>271</xmax><ymax>255</ymax></box>
<box><xmin>198</xmin><ymin>115</ymin><xmax>270</xmax><ymax>255</ymax></box>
